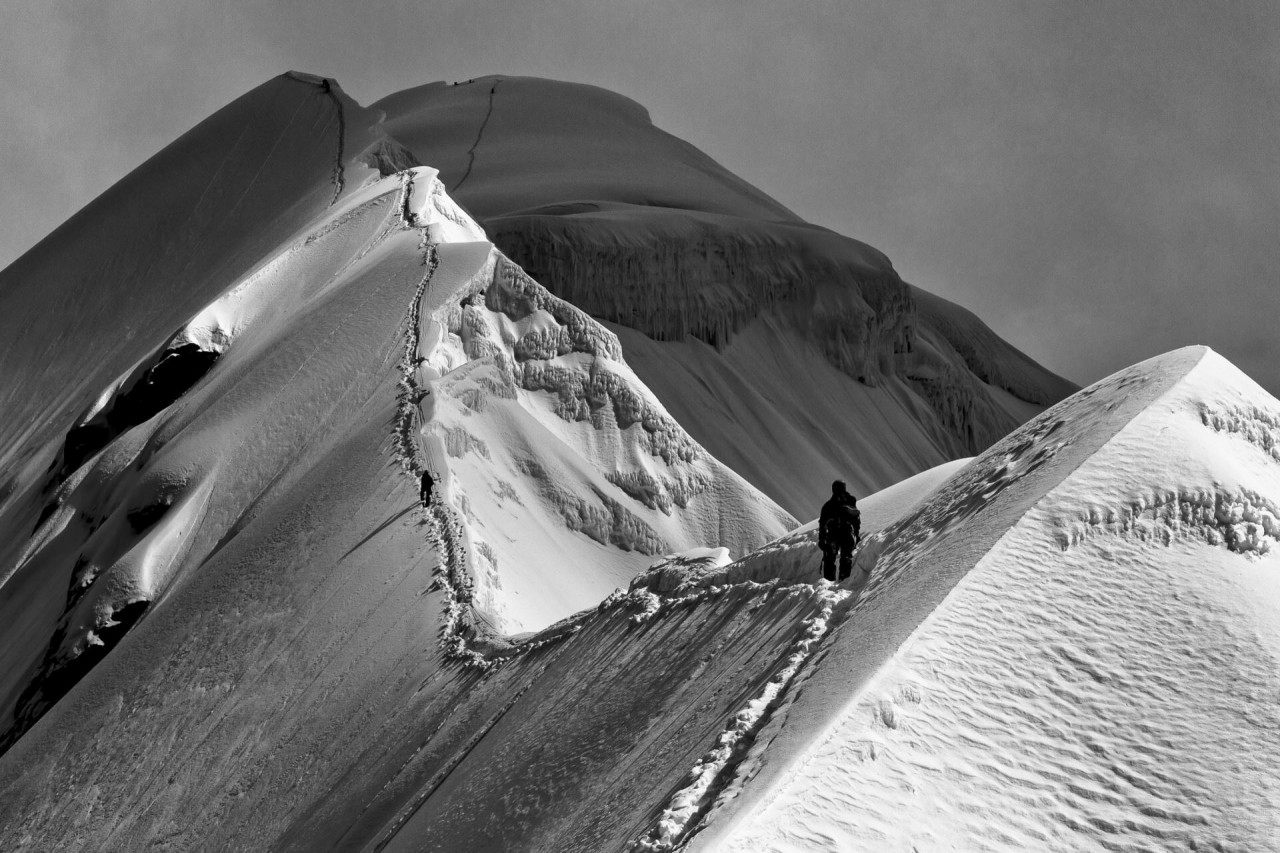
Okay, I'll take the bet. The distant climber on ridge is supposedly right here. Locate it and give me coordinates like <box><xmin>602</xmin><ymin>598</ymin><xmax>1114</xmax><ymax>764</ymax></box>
<box><xmin>420</xmin><ymin>469</ymin><xmax>435</xmax><ymax>507</ymax></box>
<box><xmin>818</xmin><ymin>480</ymin><xmax>861</xmax><ymax>582</ymax></box>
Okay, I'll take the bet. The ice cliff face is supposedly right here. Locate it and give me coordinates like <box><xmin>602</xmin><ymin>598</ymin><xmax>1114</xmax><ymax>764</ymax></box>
<box><xmin>376</xmin><ymin>75</ymin><xmax>1076</xmax><ymax>515</ymax></box>
<box><xmin>486</xmin><ymin>211</ymin><xmax>911</xmax><ymax>380</ymax></box>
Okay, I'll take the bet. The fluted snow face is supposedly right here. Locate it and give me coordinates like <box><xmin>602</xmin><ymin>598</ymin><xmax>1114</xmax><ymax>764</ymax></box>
<box><xmin>489</xmin><ymin>213</ymin><xmax>910</xmax><ymax>381</ymax></box>
<box><xmin>418</xmin><ymin>231</ymin><xmax>796</xmax><ymax>632</ymax></box>
<box><xmin>489</xmin><ymin>212</ymin><xmax>1072</xmax><ymax>508</ymax></box>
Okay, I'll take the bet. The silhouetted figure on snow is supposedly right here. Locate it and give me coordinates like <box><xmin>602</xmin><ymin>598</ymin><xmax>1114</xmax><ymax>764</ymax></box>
<box><xmin>818</xmin><ymin>480</ymin><xmax>861</xmax><ymax>582</ymax></box>
<box><xmin>420</xmin><ymin>469</ymin><xmax>435</xmax><ymax>507</ymax></box>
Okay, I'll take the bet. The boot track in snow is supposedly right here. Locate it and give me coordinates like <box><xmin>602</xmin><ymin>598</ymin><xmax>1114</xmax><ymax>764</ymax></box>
<box><xmin>380</xmin><ymin>165</ymin><xmax>865</xmax><ymax>849</ymax></box>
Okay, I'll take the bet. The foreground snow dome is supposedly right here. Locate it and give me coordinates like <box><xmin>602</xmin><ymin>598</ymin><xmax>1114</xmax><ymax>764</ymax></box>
<box><xmin>0</xmin><ymin>72</ymin><xmax>1277</xmax><ymax>851</ymax></box>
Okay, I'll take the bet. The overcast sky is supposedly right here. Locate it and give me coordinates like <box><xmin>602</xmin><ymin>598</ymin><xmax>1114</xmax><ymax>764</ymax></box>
<box><xmin>3</xmin><ymin>1</ymin><xmax>1277</xmax><ymax>392</ymax></box>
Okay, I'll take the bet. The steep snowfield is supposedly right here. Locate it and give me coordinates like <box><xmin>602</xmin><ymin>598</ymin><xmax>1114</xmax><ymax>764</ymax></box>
<box><xmin>692</xmin><ymin>346</ymin><xmax>1280</xmax><ymax>852</ymax></box>
<box><xmin>608</xmin><ymin>319</ymin><xmax>974</xmax><ymax>517</ymax></box>
<box><xmin>409</xmin><ymin>184</ymin><xmax>793</xmax><ymax>633</ymax></box>
<box><xmin>373</xmin><ymin>75</ymin><xmax>1076</xmax><ymax>515</ymax></box>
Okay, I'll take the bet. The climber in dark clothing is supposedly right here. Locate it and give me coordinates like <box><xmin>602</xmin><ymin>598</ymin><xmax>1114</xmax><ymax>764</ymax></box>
<box><xmin>818</xmin><ymin>480</ymin><xmax>861</xmax><ymax>582</ymax></box>
<box><xmin>419</xmin><ymin>469</ymin><xmax>435</xmax><ymax>507</ymax></box>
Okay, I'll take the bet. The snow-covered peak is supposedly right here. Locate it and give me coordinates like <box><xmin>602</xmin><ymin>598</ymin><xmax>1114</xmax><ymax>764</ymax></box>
<box><xmin>697</xmin><ymin>345</ymin><xmax>1280</xmax><ymax>851</ymax></box>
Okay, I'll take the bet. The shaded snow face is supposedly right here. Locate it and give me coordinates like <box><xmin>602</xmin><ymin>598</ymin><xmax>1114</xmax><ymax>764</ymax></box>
<box><xmin>374</xmin><ymin>75</ymin><xmax>1077</xmax><ymax>521</ymax></box>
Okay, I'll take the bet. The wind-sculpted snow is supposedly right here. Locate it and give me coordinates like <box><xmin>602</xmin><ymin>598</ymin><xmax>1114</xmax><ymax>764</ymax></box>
<box><xmin>848</xmin><ymin>353</ymin><xmax>1188</xmax><ymax>604</ymax></box>
<box><xmin>630</xmin><ymin>582</ymin><xmax>849</xmax><ymax>852</ymax></box>
<box><xmin>0</xmin><ymin>168</ymin><xmax>436</xmax><ymax>754</ymax></box>
<box><xmin>1201</xmin><ymin>402</ymin><xmax>1280</xmax><ymax>461</ymax></box>
<box><xmin>490</xmin><ymin>206</ymin><xmax>1063</xmax><ymax>487</ymax></box>
<box><xmin>361</xmin><ymin>580</ymin><xmax>848</xmax><ymax>853</ymax></box>
<box><xmin>1060</xmin><ymin>487</ymin><xmax>1280</xmax><ymax>556</ymax></box>
<box><xmin>488</xmin><ymin>212</ymin><xmax>906</xmax><ymax>370</ymax></box>
<box><xmin>52</xmin><ymin>340</ymin><xmax>221</xmax><ymax>483</ymax></box>
<box><xmin>910</xmin><ymin>284</ymin><xmax>1078</xmax><ymax>409</ymax></box>
<box><xmin>0</xmin><ymin>73</ymin><xmax>395</xmax><ymax>475</ymax></box>
<box><xmin>418</xmin><ymin>216</ymin><xmax>794</xmax><ymax>632</ymax></box>
<box><xmin>694</xmin><ymin>347</ymin><xmax>1280</xmax><ymax>852</ymax></box>
<box><xmin>518</xmin><ymin>459</ymin><xmax>670</xmax><ymax>556</ymax></box>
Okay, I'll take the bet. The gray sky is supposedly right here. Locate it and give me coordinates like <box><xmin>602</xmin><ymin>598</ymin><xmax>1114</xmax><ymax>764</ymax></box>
<box><xmin>3</xmin><ymin>1</ymin><xmax>1277</xmax><ymax>393</ymax></box>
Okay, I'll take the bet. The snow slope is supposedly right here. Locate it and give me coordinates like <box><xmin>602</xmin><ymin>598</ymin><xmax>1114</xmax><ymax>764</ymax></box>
<box><xmin>373</xmin><ymin>75</ymin><xmax>1076</xmax><ymax>516</ymax></box>
<box><xmin>409</xmin><ymin>181</ymin><xmax>794</xmax><ymax>633</ymax></box>
<box><xmin>0</xmin><ymin>73</ymin><xmax>791</xmax><ymax>766</ymax></box>
<box><xmin>691</xmin><ymin>346</ymin><xmax>1280</xmax><ymax>852</ymax></box>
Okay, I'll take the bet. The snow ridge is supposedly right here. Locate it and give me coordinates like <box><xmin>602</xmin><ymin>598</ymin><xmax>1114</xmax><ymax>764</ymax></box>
<box><xmin>1059</xmin><ymin>487</ymin><xmax>1280</xmax><ymax>556</ymax></box>
<box><xmin>1201</xmin><ymin>402</ymin><xmax>1280</xmax><ymax>462</ymax></box>
<box><xmin>323</xmin><ymin>79</ymin><xmax>347</xmax><ymax>203</ymax></box>
<box><xmin>386</xmin><ymin>175</ymin><xmax>494</xmax><ymax>668</ymax></box>
<box><xmin>451</xmin><ymin>79</ymin><xmax>500</xmax><ymax>194</ymax></box>
<box><xmin>389</xmin><ymin>169</ymin><xmax>616</xmax><ymax>662</ymax></box>
<box><xmin>631</xmin><ymin>580</ymin><xmax>851</xmax><ymax>851</ymax></box>
<box><xmin>284</xmin><ymin>71</ymin><xmax>347</xmax><ymax>204</ymax></box>
<box><xmin>0</xmin><ymin>137</ymin><xmax>821</xmax><ymax>848</ymax></box>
